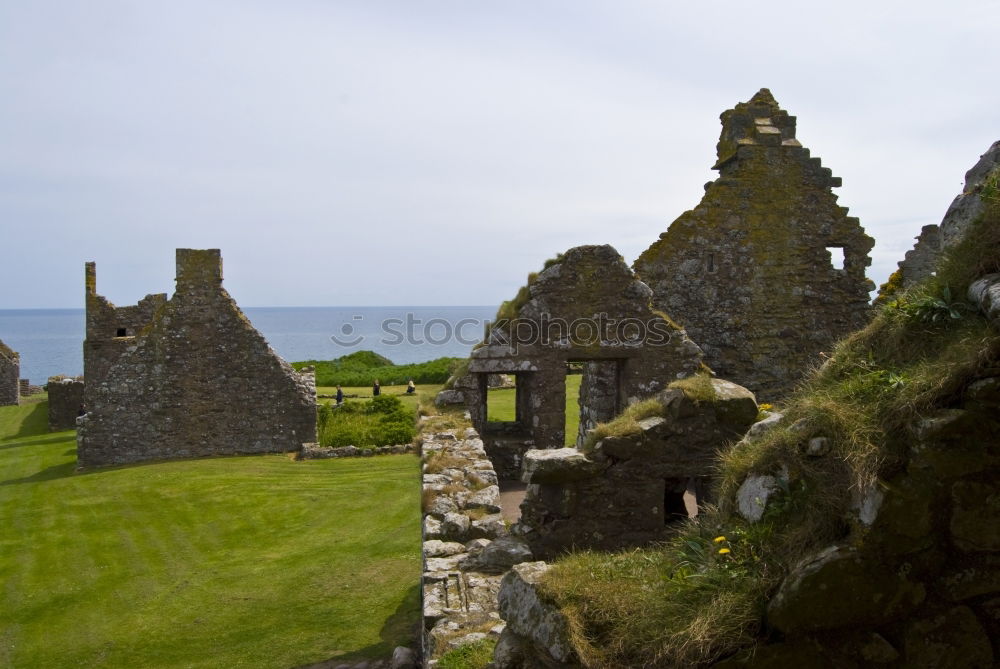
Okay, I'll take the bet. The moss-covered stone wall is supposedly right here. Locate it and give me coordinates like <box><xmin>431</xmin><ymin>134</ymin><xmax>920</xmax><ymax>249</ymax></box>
<box><xmin>634</xmin><ymin>89</ymin><xmax>874</xmax><ymax>400</ymax></box>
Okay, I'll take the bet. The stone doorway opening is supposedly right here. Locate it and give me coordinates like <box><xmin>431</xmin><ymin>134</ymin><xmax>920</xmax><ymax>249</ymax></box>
<box><xmin>571</xmin><ymin>359</ymin><xmax>623</xmax><ymax>447</ymax></box>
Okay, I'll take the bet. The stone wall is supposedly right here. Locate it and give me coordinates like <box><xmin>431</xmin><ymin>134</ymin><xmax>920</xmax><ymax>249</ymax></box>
<box><xmin>0</xmin><ymin>340</ymin><xmax>20</xmax><ymax>406</ymax></box>
<box><xmin>421</xmin><ymin>429</ymin><xmax>534</xmax><ymax>665</ymax></box>
<box><xmin>892</xmin><ymin>141</ymin><xmax>1000</xmax><ymax>293</ymax></box>
<box><xmin>634</xmin><ymin>89</ymin><xmax>874</xmax><ymax>400</ymax></box>
<box><xmin>77</xmin><ymin>249</ymin><xmax>316</xmax><ymax>467</ymax></box>
<box><xmin>465</xmin><ymin>244</ymin><xmax>704</xmax><ymax>479</ymax></box>
<box><xmin>83</xmin><ymin>261</ymin><xmax>167</xmax><ymax>407</ymax></box>
<box><xmin>47</xmin><ymin>376</ymin><xmax>85</xmax><ymax>431</ymax></box>
<box><xmin>515</xmin><ymin>378</ymin><xmax>758</xmax><ymax>559</ymax></box>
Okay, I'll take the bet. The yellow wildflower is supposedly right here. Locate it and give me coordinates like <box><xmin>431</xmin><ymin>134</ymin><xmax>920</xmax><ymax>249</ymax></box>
<box><xmin>713</xmin><ymin>536</ymin><xmax>726</xmax><ymax>543</ymax></box>
<box><xmin>718</xmin><ymin>548</ymin><xmax>731</xmax><ymax>555</ymax></box>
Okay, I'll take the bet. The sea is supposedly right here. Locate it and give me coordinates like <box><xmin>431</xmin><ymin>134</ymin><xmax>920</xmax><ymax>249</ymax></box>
<box><xmin>0</xmin><ymin>306</ymin><xmax>497</xmax><ymax>385</ymax></box>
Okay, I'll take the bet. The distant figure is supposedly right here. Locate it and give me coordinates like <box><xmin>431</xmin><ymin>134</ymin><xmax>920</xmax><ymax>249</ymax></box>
<box><xmin>335</xmin><ymin>385</ymin><xmax>344</xmax><ymax>405</ymax></box>
<box><xmin>372</xmin><ymin>379</ymin><xmax>381</xmax><ymax>397</ymax></box>
<box><xmin>406</xmin><ymin>379</ymin><xmax>416</xmax><ymax>394</ymax></box>
<box><xmin>77</xmin><ymin>403</ymin><xmax>87</xmax><ymax>417</ymax></box>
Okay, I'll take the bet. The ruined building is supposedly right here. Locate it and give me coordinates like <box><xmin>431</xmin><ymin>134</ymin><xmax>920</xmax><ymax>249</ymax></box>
<box><xmin>634</xmin><ymin>89</ymin><xmax>874</xmax><ymax>399</ymax></box>
<box><xmin>464</xmin><ymin>245</ymin><xmax>704</xmax><ymax>479</ymax></box>
<box><xmin>78</xmin><ymin>249</ymin><xmax>316</xmax><ymax>467</ymax></box>
<box><xmin>0</xmin><ymin>339</ymin><xmax>19</xmax><ymax>406</ymax></box>
<box><xmin>515</xmin><ymin>377</ymin><xmax>759</xmax><ymax>559</ymax></box>
<box><xmin>893</xmin><ymin>140</ymin><xmax>1000</xmax><ymax>292</ymax></box>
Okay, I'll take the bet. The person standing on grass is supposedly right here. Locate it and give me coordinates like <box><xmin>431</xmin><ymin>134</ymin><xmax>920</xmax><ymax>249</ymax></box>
<box><xmin>335</xmin><ymin>385</ymin><xmax>344</xmax><ymax>405</ymax></box>
<box><xmin>372</xmin><ymin>379</ymin><xmax>381</xmax><ymax>397</ymax></box>
<box><xmin>406</xmin><ymin>379</ymin><xmax>416</xmax><ymax>394</ymax></box>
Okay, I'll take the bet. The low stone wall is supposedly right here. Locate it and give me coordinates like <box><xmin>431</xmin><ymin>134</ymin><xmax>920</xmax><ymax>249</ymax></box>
<box><xmin>516</xmin><ymin>379</ymin><xmax>758</xmax><ymax>559</ymax></box>
<box><xmin>47</xmin><ymin>376</ymin><xmax>85</xmax><ymax>431</ymax></box>
<box><xmin>299</xmin><ymin>443</ymin><xmax>416</xmax><ymax>459</ymax></box>
<box><xmin>420</xmin><ymin>430</ymin><xmax>534</xmax><ymax>665</ymax></box>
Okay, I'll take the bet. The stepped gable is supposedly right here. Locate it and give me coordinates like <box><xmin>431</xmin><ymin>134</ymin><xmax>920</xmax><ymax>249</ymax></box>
<box><xmin>634</xmin><ymin>88</ymin><xmax>874</xmax><ymax>399</ymax></box>
<box><xmin>0</xmin><ymin>339</ymin><xmax>19</xmax><ymax>406</ymax></box>
<box><xmin>77</xmin><ymin>249</ymin><xmax>316</xmax><ymax>467</ymax></box>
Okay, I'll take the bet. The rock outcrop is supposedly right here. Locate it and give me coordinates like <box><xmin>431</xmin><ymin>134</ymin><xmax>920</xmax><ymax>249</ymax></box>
<box><xmin>634</xmin><ymin>89</ymin><xmax>874</xmax><ymax>400</ymax></box>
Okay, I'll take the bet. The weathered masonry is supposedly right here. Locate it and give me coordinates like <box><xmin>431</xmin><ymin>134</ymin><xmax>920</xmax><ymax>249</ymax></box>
<box><xmin>0</xmin><ymin>339</ymin><xmax>19</xmax><ymax>406</ymax></box>
<box><xmin>465</xmin><ymin>245</ymin><xmax>704</xmax><ymax>479</ymax></box>
<box><xmin>83</xmin><ymin>261</ymin><xmax>166</xmax><ymax>407</ymax></box>
<box><xmin>515</xmin><ymin>379</ymin><xmax>758</xmax><ymax>559</ymax></box>
<box><xmin>634</xmin><ymin>88</ymin><xmax>874</xmax><ymax>400</ymax></box>
<box><xmin>78</xmin><ymin>249</ymin><xmax>317</xmax><ymax>467</ymax></box>
<box><xmin>48</xmin><ymin>376</ymin><xmax>85</xmax><ymax>430</ymax></box>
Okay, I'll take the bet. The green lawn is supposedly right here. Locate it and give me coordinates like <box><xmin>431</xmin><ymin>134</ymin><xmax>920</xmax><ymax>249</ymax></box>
<box><xmin>486</xmin><ymin>374</ymin><xmax>583</xmax><ymax>446</ymax></box>
<box><xmin>0</xmin><ymin>397</ymin><xmax>421</xmax><ymax>669</ymax></box>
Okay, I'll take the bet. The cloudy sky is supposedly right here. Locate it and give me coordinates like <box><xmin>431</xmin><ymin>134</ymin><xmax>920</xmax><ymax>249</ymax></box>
<box><xmin>1</xmin><ymin>0</ymin><xmax>997</xmax><ymax>309</ymax></box>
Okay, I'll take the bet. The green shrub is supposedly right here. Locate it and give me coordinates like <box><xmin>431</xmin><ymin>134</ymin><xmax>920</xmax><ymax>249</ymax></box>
<box><xmin>293</xmin><ymin>350</ymin><xmax>463</xmax><ymax>387</ymax></box>
<box><xmin>318</xmin><ymin>394</ymin><xmax>416</xmax><ymax>447</ymax></box>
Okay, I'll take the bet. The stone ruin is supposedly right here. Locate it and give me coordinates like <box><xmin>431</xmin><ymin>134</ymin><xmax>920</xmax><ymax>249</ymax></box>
<box><xmin>463</xmin><ymin>244</ymin><xmax>705</xmax><ymax>480</ymax></box>
<box><xmin>894</xmin><ymin>140</ymin><xmax>1000</xmax><ymax>292</ymax></box>
<box><xmin>77</xmin><ymin>249</ymin><xmax>316</xmax><ymax>467</ymax></box>
<box><xmin>515</xmin><ymin>378</ymin><xmax>758</xmax><ymax>559</ymax></box>
<box><xmin>0</xmin><ymin>339</ymin><xmax>19</xmax><ymax>406</ymax></box>
<box><xmin>47</xmin><ymin>375</ymin><xmax>85</xmax><ymax>431</ymax></box>
<box><xmin>634</xmin><ymin>88</ymin><xmax>875</xmax><ymax>400</ymax></box>
<box><xmin>83</xmin><ymin>260</ymin><xmax>167</xmax><ymax>408</ymax></box>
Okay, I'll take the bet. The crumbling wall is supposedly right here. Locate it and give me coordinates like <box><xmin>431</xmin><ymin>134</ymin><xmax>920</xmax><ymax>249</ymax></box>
<box><xmin>0</xmin><ymin>340</ymin><xmax>19</xmax><ymax>406</ymax></box>
<box><xmin>83</xmin><ymin>261</ymin><xmax>167</xmax><ymax>407</ymax></box>
<box><xmin>77</xmin><ymin>249</ymin><xmax>316</xmax><ymax>467</ymax></box>
<box><xmin>516</xmin><ymin>378</ymin><xmax>758</xmax><ymax>559</ymax></box>
<box><xmin>891</xmin><ymin>141</ymin><xmax>1000</xmax><ymax>293</ymax></box>
<box><xmin>466</xmin><ymin>244</ymin><xmax>704</xmax><ymax>479</ymax></box>
<box><xmin>47</xmin><ymin>376</ymin><xmax>85</xmax><ymax>430</ymax></box>
<box><xmin>634</xmin><ymin>89</ymin><xmax>874</xmax><ymax>400</ymax></box>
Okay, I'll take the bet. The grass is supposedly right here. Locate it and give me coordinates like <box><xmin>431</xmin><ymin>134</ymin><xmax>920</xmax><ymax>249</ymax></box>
<box><xmin>0</xmin><ymin>400</ymin><xmax>421</xmax><ymax>669</ymax></box>
<box><xmin>436</xmin><ymin>637</ymin><xmax>498</xmax><ymax>669</ymax></box>
<box><xmin>486</xmin><ymin>374</ymin><xmax>583</xmax><ymax>446</ymax></box>
<box><xmin>536</xmin><ymin>193</ymin><xmax>1000</xmax><ymax>667</ymax></box>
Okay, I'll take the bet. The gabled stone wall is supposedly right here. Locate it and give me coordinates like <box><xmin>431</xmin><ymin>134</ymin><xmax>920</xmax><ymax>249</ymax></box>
<box><xmin>634</xmin><ymin>89</ymin><xmax>874</xmax><ymax>400</ymax></box>
<box><xmin>77</xmin><ymin>249</ymin><xmax>316</xmax><ymax>467</ymax></box>
<box><xmin>0</xmin><ymin>340</ymin><xmax>19</xmax><ymax>406</ymax></box>
<box><xmin>466</xmin><ymin>244</ymin><xmax>704</xmax><ymax>479</ymax></box>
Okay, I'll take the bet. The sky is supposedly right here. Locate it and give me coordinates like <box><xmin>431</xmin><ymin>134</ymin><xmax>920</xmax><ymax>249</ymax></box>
<box><xmin>1</xmin><ymin>0</ymin><xmax>998</xmax><ymax>309</ymax></box>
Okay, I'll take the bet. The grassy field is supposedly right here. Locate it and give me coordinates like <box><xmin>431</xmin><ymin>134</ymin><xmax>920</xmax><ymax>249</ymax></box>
<box><xmin>317</xmin><ymin>383</ymin><xmax>444</xmax><ymax>408</ymax></box>
<box><xmin>0</xmin><ymin>396</ymin><xmax>421</xmax><ymax>669</ymax></box>
<box><xmin>486</xmin><ymin>374</ymin><xmax>583</xmax><ymax>446</ymax></box>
